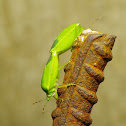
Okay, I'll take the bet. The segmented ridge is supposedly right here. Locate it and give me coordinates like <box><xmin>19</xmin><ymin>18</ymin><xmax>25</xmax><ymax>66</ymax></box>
<box><xmin>52</xmin><ymin>33</ymin><xmax>116</xmax><ymax>126</ymax></box>
<box><xmin>71</xmin><ymin>107</ymin><xmax>92</xmax><ymax>125</ymax></box>
<box><xmin>76</xmin><ymin>85</ymin><xmax>98</xmax><ymax>105</ymax></box>
<box><xmin>84</xmin><ymin>63</ymin><xmax>104</xmax><ymax>83</ymax></box>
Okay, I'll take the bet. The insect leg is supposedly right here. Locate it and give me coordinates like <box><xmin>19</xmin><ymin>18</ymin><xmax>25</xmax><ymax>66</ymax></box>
<box><xmin>58</xmin><ymin>61</ymin><xmax>70</xmax><ymax>70</ymax></box>
<box><xmin>57</xmin><ymin>61</ymin><xmax>70</xmax><ymax>79</ymax></box>
<box><xmin>57</xmin><ymin>83</ymin><xmax>76</xmax><ymax>88</ymax></box>
<box><xmin>54</xmin><ymin>89</ymin><xmax>58</xmax><ymax>99</ymax></box>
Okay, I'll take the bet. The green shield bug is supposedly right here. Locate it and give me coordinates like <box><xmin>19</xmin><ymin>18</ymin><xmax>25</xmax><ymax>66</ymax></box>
<box><xmin>35</xmin><ymin>23</ymin><xmax>84</xmax><ymax>110</ymax></box>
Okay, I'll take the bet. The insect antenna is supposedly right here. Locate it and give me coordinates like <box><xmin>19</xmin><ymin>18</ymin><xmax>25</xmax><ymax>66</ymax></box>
<box><xmin>88</xmin><ymin>16</ymin><xmax>103</xmax><ymax>28</ymax></box>
<box><xmin>33</xmin><ymin>99</ymin><xmax>46</xmax><ymax>105</ymax></box>
<box><xmin>42</xmin><ymin>100</ymin><xmax>48</xmax><ymax>111</ymax></box>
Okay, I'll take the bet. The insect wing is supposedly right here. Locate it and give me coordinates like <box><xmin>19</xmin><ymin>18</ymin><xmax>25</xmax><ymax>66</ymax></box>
<box><xmin>50</xmin><ymin>23</ymin><xmax>83</xmax><ymax>54</ymax></box>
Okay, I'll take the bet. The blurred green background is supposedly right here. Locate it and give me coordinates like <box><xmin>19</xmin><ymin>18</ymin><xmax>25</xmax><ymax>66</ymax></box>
<box><xmin>0</xmin><ymin>0</ymin><xmax>125</xmax><ymax>126</ymax></box>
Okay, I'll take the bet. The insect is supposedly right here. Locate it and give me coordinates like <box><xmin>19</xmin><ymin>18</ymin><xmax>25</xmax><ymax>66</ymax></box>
<box><xmin>40</xmin><ymin>23</ymin><xmax>84</xmax><ymax>109</ymax></box>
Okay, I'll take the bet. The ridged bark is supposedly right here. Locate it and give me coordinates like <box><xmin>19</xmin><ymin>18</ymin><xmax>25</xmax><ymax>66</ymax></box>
<box><xmin>52</xmin><ymin>32</ymin><xmax>116</xmax><ymax>126</ymax></box>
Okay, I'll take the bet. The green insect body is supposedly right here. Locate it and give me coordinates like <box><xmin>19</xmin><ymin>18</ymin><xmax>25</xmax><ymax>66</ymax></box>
<box><xmin>41</xmin><ymin>23</ymin><xmax>83</xmax><ymax>102</ymax></box>
<box><xmin>41</xmin><ymin>51</ymin><xmax>58</xmax><ymax>101</ymax></box>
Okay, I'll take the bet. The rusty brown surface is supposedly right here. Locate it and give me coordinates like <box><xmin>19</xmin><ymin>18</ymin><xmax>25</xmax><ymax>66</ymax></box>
<box><xmin>52</xmin><ymin>32</ymin><xmax>116</xmax><ymax>126</ymax></box>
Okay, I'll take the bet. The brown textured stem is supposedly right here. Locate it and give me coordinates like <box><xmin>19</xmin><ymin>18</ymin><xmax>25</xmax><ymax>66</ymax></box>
<box><xmin>52</xmin><ymin>32</ymin><xmax>116</xmax><ymax>126</ymax></box>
